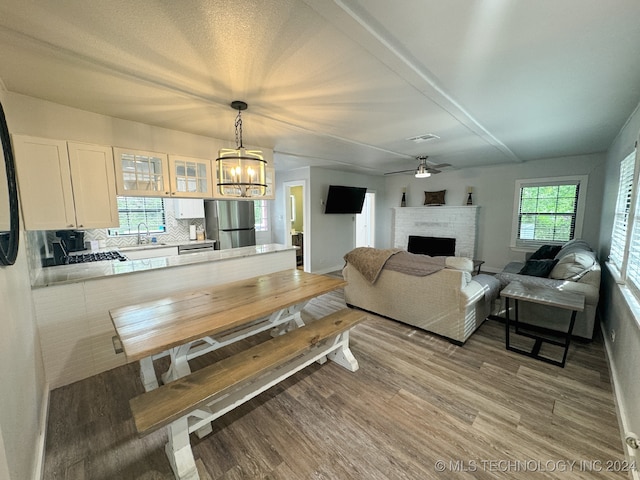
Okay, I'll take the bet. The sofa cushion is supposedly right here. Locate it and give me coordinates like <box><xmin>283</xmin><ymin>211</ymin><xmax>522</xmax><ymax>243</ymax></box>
<box><xmin>518</xmin><ymin>258</ymin><xmax>559</xmax><ymax>277</ymax></box>
<box><xmin>495</xmin><ymin>271</ymin><xmax>568</xmax><ymax>290</ymax></box>
<box><xmin>549</xmin><ymin>250</ymin><xmax>597</xmax><ymax>280</ymax></box>
<box><xmin>502</xmin><ymin>261</ymin><xmax>524</xmax><ymax>274</ymax></box>
<box><xmin>445</xmin><ymin>256</ymin><xmax>473</xmax><ymax>273</ymax></box>
<box><xmin>529</xmin><ymin>244</ymin><xmax>562</xmax><ymax>260</ymax></box>
<box><xmin>554</xmin><ymin>239</ymin><xmax>592</xmax><ymax>259</ymax></box>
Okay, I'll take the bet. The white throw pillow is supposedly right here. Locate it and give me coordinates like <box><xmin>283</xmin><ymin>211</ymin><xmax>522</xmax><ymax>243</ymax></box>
<box><xmin>445</xmin><ymin>256</ymin><xmax>473</xmax><ymax>273</ymax></box>
<box><xmin>549</xmin><ymin>251</ymin><xmax>596</xmax><ymax>280</ymax></box>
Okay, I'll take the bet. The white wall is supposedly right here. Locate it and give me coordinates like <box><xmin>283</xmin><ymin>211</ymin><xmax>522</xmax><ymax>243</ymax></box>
<box><xmin>597</xmin><ymin>101</ymin><xmax>640</xmax><ymax>461</ymax></box>
<box><xmin>384</xmin><ymin>153</ymin><xmax>607</xmax><ymax>271</ymax></box>
<box><xmin>0</xmin><ymin>91</ymin><xmax>48</xmax><ymax>480</ymax></box>
<box><xmin>273</xmin><ymin>166</ymin><xmax>387</xmax><ymax>273</ymax></box>
<box><xmin>308</xmin><ymin>167</ymin><xmax>387</xmax><ymax>273</ymax></box>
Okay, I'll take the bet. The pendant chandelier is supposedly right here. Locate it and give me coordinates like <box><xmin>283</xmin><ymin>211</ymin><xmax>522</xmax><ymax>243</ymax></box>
<box><xmin>216</xmin><ymin>101</ymin><xmax>267</xmax><ymax>198</ymax></box>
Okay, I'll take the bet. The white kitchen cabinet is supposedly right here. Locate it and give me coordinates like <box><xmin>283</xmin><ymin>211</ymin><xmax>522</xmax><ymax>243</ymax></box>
<box><xmin>67</xmin><ymin>142</ymin><xmax>119</xmax><ymax>228</ymax></box>
<box><xmin>113</xmin><ymin>147</ymin><xmax>171</xmax><ymax>196</ymax></box>
<box><xmin>13</xmin><ymin>135</ymin><xmax>118</xmax><ymax>230</ymax></box>
<box><xmin>168</xmin><ymin>154</ymin><xmax>213</xmax><ymax>198</ymax></box>
<box><xmin>13</xmin><ymin>136</ymin><xmax>75</xmax><ymax>230</ymax></box>
<box><xmin>113</xmin><ymin>149</ymin><xmax>214</xmax><ymax>198</ymax></box>
<box><xmin>173</xmin><ymin>198</ymin><xmax>205</xmax><ymax>219</ymax></box>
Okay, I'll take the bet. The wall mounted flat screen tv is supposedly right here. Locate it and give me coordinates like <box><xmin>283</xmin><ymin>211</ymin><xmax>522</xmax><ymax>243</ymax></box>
<box><xmin>325</xmin><ymin>185</ymin><xmax>367</xmax><ymax>214</ymax></box>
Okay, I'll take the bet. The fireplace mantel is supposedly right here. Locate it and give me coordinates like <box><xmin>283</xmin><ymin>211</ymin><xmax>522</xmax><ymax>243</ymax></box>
<box><xmin>392</xmin><ymin>206</ymin><xmax>480</xmax><ymax>259</ymax></box>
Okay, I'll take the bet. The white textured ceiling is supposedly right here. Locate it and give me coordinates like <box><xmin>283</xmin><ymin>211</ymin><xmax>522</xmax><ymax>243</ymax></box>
<box><xmin>0</xmin><ymin>0</ymin><xmax>638</xmax><ymax>174</ymax></box>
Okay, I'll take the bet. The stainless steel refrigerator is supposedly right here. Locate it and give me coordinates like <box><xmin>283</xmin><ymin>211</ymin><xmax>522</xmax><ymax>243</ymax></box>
<box><xmin>204</xmin><ymin>200</ymin><xmax>256</xmax><ymax>250</ymax></box>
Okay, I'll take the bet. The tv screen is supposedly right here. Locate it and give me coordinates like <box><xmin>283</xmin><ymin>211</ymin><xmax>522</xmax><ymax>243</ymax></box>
<box><xmin>324</xmin><ymin>185</ymin><xmax>367</xmax><ymax>214</ymax></box>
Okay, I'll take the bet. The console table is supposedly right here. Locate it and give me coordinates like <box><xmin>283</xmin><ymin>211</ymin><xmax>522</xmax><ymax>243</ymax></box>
<box><xmin>501</xmin><ymin>281</ymin><xmax>585</xmax><ymax>368</ymax></box>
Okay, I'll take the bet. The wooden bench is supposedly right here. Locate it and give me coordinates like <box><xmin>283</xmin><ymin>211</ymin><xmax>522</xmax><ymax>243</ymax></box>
<box><xmin>129</xmin><ymin>307</ymin><xmax>366</xmax><ymax>480</ymax></box>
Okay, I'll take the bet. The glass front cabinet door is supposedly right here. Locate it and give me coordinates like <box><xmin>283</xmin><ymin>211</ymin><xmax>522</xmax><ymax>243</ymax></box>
<box><xmin>113</xmin><ymin>147</ymin><xmax>171</xmax><ymax>196</ymax></box>
<box><xmin>168</xmin><ymin>155</ymin><xmax>213</xmax><ymax>198</ymax></box>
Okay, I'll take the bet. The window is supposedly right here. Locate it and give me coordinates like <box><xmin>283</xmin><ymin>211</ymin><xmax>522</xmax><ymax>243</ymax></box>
<box><xmin>254</xmin><ymin>200</ymin><xmax>269</xmax><ymax>232</ymax></box>
<box><xmin>511</xmin><ymin>175</ymin><xmax>588</xmax><ymax>249</ymax></box>
<box><xmin>609</xmin><ymin>151</ymin><xmax>636</xmax><ymax>271</ymax></box>
<box><xmin>627</xmin><ymin>191</ymin><xmax>640</xmax><ymax>296</ymax></box>
<box><xmin>109</xmin><ymin>197</ymin><xmax>166</xmax><ymax>236</ymax></box>
<box><xmin>609</xmin><ymin>147</ymin><xmax>640</xmax><ymax>299</ymax></box>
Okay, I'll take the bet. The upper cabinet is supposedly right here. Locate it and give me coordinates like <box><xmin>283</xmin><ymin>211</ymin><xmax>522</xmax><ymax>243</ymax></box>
<box><xmin>173</xmin><ymin>198</ymin><xmax>205</xmax><ymax>219</ymax></box>
<box><xmin>113</xmin><ymin>147</ymin><xmax>171</xmax><ymax>196</ymax></box>
<box><xmin>13</xmin><ymin>135</ymin><xmax>119</xmax><ymax>230</ymax></box>
<box><xmin>67</xmin><ymin>142</ymin><xmax>119</xmax><ymax>228</ymax></box>
<box><xmin>13</xmin><ymin>140</ymin><xmax>274</xmax><ymax>231</ymax></box>
<box><xmin>168</xmin><ymin>154</ymin><xmax>213</xmax><ymax>198</ymax></box>
<box><xmin>113</xmin><ymin>148</ymin><xmax>213</xmax><ymax>198</ymax></box>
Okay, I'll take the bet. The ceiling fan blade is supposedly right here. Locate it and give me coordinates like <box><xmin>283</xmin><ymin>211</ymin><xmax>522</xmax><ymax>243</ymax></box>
<box><xmin>426</xmin><ymin>168</ymin><xmax>442</xmax><ymax>174</ymax></box>
<box><xmin>384</xmin><ymin>169</ymin><xmax>414</xmax><ymax>175</ymax></box>
<box><xmin>428</xmin><ymin>163</ymin><xmax>451</xmax><ymax>169</ymax></box>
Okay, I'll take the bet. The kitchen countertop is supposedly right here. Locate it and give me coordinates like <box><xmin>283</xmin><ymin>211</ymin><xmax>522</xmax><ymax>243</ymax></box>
<box><xmin>117</xmin><ymin>239</ymin><xmax>215</xmax><ymax>252</ymax></box>
<box><xmin>33</xmin><ymin>243</ymin><xmax>295</xmax><ymax>288</ymax></box>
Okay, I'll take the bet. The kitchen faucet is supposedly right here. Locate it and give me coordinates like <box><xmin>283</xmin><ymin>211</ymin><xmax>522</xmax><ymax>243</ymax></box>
<box><xmin>137</xmin><ymin>222</ymin><xmax>150</xmax><ymax>245</ymax></box>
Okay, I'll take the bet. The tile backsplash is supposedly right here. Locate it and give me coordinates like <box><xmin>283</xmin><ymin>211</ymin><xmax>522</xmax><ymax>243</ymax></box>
<box><xmin>83</xmin><ymin>200</ymin><xmax>204</xmax><ymax>249</ymax></box>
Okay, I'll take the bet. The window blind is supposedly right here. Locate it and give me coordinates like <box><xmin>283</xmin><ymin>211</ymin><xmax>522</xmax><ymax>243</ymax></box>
<box><xmin>111</xmin><ymin>197</ymin><xmax>166</xmax><ymax>236</ymax></box>
<box><xmin>609</xmin><ymin>152</ymin><xmax>636</xmax><ymax>271</ymax></box>
<box><xmin>516</xmin><ymin>182</ymin><xmax>580</xmax><ymax>246</ymax></box>
<box><xmin>626</xmin><ymin>181</ymin><xmax>640</xmax><ymax>295</ymax></box>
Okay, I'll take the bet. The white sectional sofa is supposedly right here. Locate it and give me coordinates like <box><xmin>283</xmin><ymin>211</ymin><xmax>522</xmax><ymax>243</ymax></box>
<box><xmin>493</xmin><ymin>239</ymin><xmax>601</xmax><ymax>340</ymax></box>
<box><xmin>343</xmin><ymin>248</ymin><xmax>498</xmax><ymax>344</ymax></box>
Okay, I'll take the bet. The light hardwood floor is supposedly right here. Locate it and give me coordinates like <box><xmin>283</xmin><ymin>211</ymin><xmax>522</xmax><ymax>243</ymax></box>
<box><xmin>43</xmin><ymin>284</ymin><xmax>629</xmax><ymax>479</ymax></box>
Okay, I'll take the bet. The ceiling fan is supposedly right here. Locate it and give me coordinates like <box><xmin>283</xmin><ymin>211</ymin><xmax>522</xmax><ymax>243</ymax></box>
<box><xmin>384</xmin><ymin>156</ymin><xmax>451</xmax><ymax>178</ymax></box>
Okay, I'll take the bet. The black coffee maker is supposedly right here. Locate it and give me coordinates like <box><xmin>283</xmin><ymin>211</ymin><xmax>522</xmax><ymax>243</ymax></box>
<box><xmin>55</xmin><ymin>230</ymin><xmax>86</xmax><ymax>252</ymax></box>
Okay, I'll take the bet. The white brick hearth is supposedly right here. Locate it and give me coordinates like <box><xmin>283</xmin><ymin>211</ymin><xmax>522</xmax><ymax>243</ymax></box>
<box><xmin>392</xmin><ymin>206</ymin><xmax>480</xmax><ymax>259</ymax></box>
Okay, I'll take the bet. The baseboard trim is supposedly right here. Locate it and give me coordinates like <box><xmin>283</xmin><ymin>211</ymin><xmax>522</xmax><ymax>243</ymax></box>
<box><xmin>32</xmin><ymin>383</ymin><xmax>50</xmax><ymax>480</ymax></box>
<box><xmin>311</xmin><ymin>264</ymin><xmax>344</xmax><ymax>275</ymax></box>
<box><xmin>600</xmin><ymin>324</ymin><xmax>639</xmax><ymax>478</ymax></box>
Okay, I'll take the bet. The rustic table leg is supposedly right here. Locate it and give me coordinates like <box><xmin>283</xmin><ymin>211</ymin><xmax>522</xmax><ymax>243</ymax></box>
<box><xmin>166</xmin><ymin>416</ymin><xmax>199</xmax><ymax>480</ymax></box>
<box><xmin>139</xmin><ymin>356</ymin><xmax>159</xmax><ymax>392</ymax></box>
<box><xmin>327</xmin><ymin>332</ymin><xmax>359</xmax><ymax>372</ymax></box>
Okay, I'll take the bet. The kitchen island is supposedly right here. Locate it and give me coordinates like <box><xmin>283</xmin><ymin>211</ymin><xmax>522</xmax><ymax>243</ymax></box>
<box><xmin>31</xmin><ymin>244</ymin><xmax>297</xmax><ymax>388</ymax></box>
<box><xmin>33</xmin><ymin>243</ymin><xmax>293</xmax><ymax>288</ymax></box>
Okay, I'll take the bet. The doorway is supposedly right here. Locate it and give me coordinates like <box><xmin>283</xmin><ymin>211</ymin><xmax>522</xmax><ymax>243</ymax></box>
<box><xmin>283</xmin><ymin>181</ymin><xmax>307</xmax><ymax>270</ymax></box>
<box><xmin>355</xmin><ymin>191</ymin><xmax>375</xmax><ymax>247</ymax></box>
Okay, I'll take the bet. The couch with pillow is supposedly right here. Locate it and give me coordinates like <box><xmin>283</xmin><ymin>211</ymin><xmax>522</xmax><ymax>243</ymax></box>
<box><xmin>342</xmin><ymin>248</ymin><xmax>500</xmax><ymax>344</ymax></box>
<box><xmin>494</xmin><ymin>239</ymin><xmax>600</xmax><ymax>340</ymax></box>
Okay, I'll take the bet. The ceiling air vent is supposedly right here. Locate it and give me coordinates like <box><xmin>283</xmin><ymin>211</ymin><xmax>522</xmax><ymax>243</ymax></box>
<box><xmin>406</xmin><ymin>133</ymin><xmax>440</xmax><ymax>144</ymax></box>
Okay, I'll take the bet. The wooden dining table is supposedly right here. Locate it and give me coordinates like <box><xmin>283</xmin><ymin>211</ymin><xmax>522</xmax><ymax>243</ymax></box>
<box><xmin>110</xmin><ymin>269</ymin><xmax>347</xmax><ymax>391</ymax></box>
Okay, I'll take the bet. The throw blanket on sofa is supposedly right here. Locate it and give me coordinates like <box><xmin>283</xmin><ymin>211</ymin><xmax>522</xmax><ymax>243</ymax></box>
<box><xmin>343</xmin><ymin>247</ymin><xmax>402</xmax><ymax>283</ymax></box>
<box><xmin>344</xmin><ymin>248</ymin><xmax>446</xmax><ymax>284</ymax></box>
<box><xmin>384</xmin><ymin>251</ymin><xmax>446</xmax><ymax>277</ymax></box>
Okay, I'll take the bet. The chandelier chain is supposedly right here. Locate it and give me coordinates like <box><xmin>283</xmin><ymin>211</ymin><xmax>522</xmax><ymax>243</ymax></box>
<box><xmin>235</xmin><ymin>111</ymin><xmax>244</xmax><ymax>149</ymax></box>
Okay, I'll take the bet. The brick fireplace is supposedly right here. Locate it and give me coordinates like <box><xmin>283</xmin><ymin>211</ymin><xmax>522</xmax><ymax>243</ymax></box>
<box><xmin>392</xmin><ymin>206</ymin><xmax>480</xmax><ymax>259</ymax></box>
